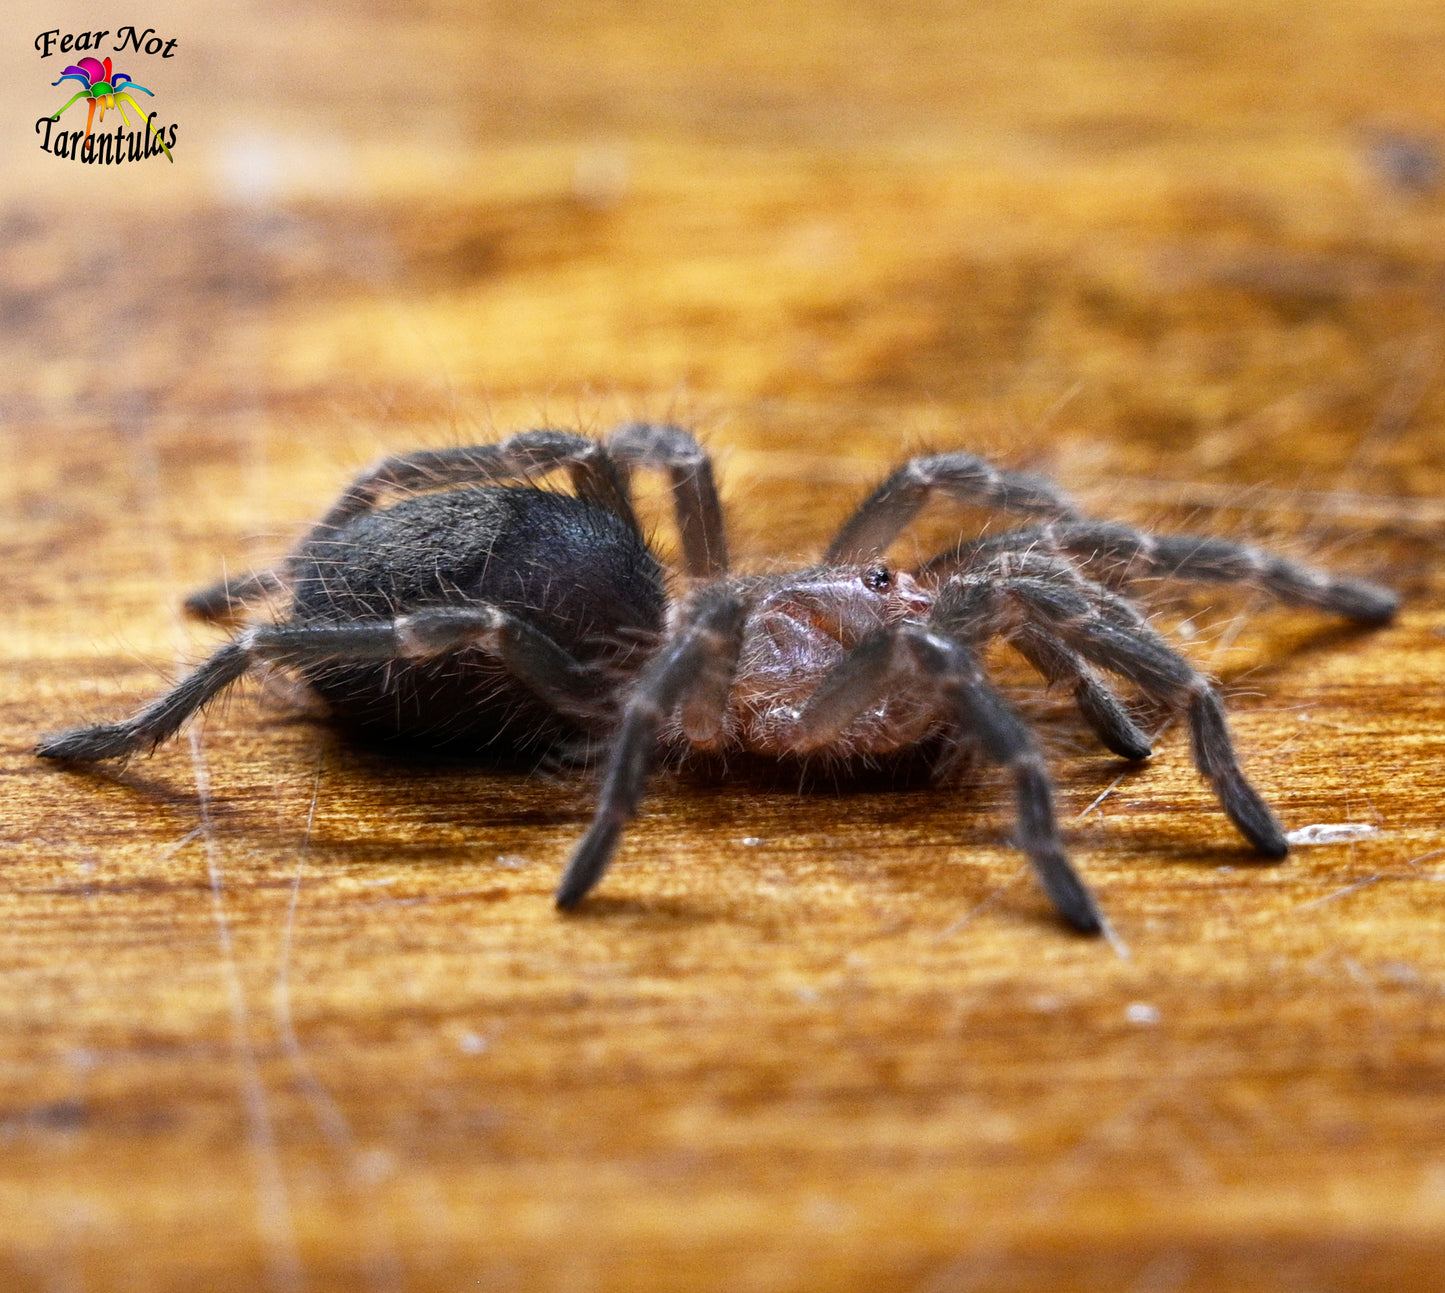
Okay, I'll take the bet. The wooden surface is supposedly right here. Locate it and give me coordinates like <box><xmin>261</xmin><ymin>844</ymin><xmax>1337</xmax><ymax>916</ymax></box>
<box><xmin>3</xmin><ymin>1</ymin><xmax>1445</xmax><ymax>1289</ymax></box>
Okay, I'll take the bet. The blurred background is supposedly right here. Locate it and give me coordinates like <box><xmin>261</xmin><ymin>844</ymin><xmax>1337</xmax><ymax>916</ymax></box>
<box><xmin>4</xmin><ymin>0</ymin><xmax>1443</xmax><ymax>562</ymax></box>
<box><xmin>3</xmin><ymin>1</ymin><xmax>1444</xmax><ymax>1290</ymax></box>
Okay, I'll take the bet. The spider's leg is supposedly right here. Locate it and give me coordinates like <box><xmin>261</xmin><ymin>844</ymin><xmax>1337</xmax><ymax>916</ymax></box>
<box><xmin>921</xmin><ymin>545</ymin><xmax>1155</xmax><ymax>759</ymax></box>
<box><xmin>1044</xmin><ymin>521</ymin><xmax>1399</xmax><ymax>625</ymax></box>
<box><xmin>84</xmin><ymin>97</ymin><xmax>96</xmax><ymax>142</ymax></box>
<box><xmin>36</xmin><ymin>641</ymin><xmax>254</xmax><ymax>761</ymax></box>
<box><xmin>825</xmin><ymin>452</ymin><xmax>1081</xmax><ymax>564</ymax></box>
<box><xmin>555</xmin><ymin>586</ymin><xmax>749</xmax><ymax>909</ymax></box>
<box><xmin>186</xmin><ymin>430</ymin><xmax>644</xmax><ymax>626</ymax></box>
<box><xmin>1011</xmin><ymin>629</ymin><xmax>1153</xmax><ymax>761</ymax></box>
<box><xmin>924</xmin><ymin>521</ymin><xmax>1397</xmax><ymax>624</ymax></box>
<box><xmin>113</xmin><ymin>93</ymin><xmax>172</xmax><ymax>161</ymax></box>
<box><xmin>310</xmin><ymin>430</ymin><xmax>638</xmax><ymax>539</ymax></box>
<box><xmin>49</xmin><ymin>91</ymin><xmax>88</xmax><ymax>119</ymax></box>
<box><xmin>791</xmin><ymin>624</ymin><xmax>1103</xmax><ymax>934</ymax></box>
<box><xmin>605</xmin><ymin>423</ymin><xmax>728</xmax><ymax>576</ymax></box>
<box><xmin>256</xmin><ymin>607</ymin><xmax>612</xmax><ymax>721</ymax></box>
<box><xmin>942</xmin><ymin>568</ymin><xmax>1288</xmax><ymax>857</ymax></box>
<box><xmin>184</xmin><ymin>568</ymin><xmax>289</xmax><ymax>624</ymax></box>
<box><xmin>36</xmin><ymin>606</ymin><xmax>607</xmax><ymax>762</ymax></box>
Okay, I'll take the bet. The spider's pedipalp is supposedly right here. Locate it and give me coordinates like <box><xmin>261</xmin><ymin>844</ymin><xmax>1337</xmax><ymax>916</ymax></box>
<box><xmin>825</xmin><ymin>452</ymin><xmax>1081</xmax><ymax>565</ymax></box>
<box><xmin>607</xmin><ymin>423</ymin><xmax>729</xmax><ymax>577</ymax></box>
<box><xmin>556</xmin><ymin>585</ymin><xmax>750</xmax><ymax>910</ymax></box>
<box><xmin>787</xmin><ymin>628</ymin><xmax>900</xmax><ymax>753</ymax></box>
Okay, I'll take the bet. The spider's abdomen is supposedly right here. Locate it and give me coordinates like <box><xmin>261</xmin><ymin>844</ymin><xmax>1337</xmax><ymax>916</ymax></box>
<box><xmin>287</xmin><ymin>487</ymin><xmax>665</xmax><ymax>756</ymax></box>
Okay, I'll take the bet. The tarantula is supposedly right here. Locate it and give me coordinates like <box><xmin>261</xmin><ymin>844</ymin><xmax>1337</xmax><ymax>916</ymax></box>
<box><xmin>36</xmin><ymin>425</ymin><xmax>1397</xmax><ymax>934</ymax></box>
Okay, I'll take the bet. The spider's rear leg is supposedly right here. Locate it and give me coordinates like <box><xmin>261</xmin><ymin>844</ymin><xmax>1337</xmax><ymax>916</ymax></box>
<box><xmin>189</xmin><ymin>428</ymin><xmax>652</xmax><ymax>625</ymax></box>
<box><xmin>36</xmin><ymin>605</ymin><xmax>609</xmax><ymax>763</ymax></box>
<box><xmin>791</xmin><ymin>626</ymin><xmax>1105</xmax><ymax>935</ymax></box>
<box><xmin>606</xmin><ymin>423</ymin><xmax>728</xmax><ymax>577</ymax></box>
<box><xmin>184</xmin><ymin>568</ymin><xmax>289</xmax><ymax>624</ymax></box>
<box><xmin>825</xmin><ymin>452</ymin><xmax>1082</xmax><ymax>565</ymax></box>
<box><xmin>556</xmin><ymin>586</ymin><xmax>749</xmax><ymax>910</ymax></box>
<box><xmin>946</xmin><ymin>571</ymin><xmax>1289</xmax><ymax>858</ymax></box>
<box><xmin>35</xmin><ymin>641</ymin><xmax>253</xmax><ymax>761</ymax></box>
<box><xmin>313</xmin><ymin>430</ymin><xmax>639</xmax><ymax>534</ymax></box>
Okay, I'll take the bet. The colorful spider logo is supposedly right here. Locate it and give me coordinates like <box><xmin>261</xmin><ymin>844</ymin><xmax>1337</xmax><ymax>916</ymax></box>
<box><xmin>50</xmin><ymin>56</ymin><xmax>173</xmax><ymax>163</ymax></box>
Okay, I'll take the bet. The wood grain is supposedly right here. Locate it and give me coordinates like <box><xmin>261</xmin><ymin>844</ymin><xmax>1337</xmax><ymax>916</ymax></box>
<box><xmin>2</xmin><ymin>1</ymin><xmax>1444</xmax><ymax>1289</ymax></box>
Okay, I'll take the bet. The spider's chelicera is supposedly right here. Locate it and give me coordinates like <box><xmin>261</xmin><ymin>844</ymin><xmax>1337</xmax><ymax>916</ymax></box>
<box><xmin>36</xmin><ymin>426</ymin><xmax>1398</xmax><ymax>934</ymax></box>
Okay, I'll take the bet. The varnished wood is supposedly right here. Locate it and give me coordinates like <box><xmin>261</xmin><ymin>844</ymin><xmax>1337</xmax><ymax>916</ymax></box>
<box><xmin>2</xmin><ymin>0</ymin><xmax>1444</xmax><ymax>1289</ymax></box>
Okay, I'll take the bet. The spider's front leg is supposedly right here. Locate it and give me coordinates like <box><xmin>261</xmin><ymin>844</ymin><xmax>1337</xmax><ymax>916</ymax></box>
<box><xmin>826</xmin><ymin>452</ymin><xmax>1082</xmax><ymax>564</ymax></box>
<box><xmin>555</xmin><ymin>585</ymin><xmax>749</xmax><ymax>909</ymax></box>
<box><xmin>927</xmin><ymin>521</ymin><xmax>1399</xmax><ymax>625</ymax></box>
<box><xmin>940</xmin><ymin>565</ymin><xmax>1289</xmax><ymax>857</ymax></box>
<box><xmin>791</xmin><ymin>625</ymin><xmax>1105</xmax><ymax>934</ymax></box>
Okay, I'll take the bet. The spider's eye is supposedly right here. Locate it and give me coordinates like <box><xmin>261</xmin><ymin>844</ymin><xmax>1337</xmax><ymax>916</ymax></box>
<box><xmin>863</xmin><ymin>565</ymin><xmax>893</xmax><ymax>592</ymax></box>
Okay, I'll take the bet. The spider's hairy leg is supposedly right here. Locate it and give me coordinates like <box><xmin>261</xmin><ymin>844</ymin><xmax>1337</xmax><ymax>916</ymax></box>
<box><xmin>312</xmin><ymin>430</ymin><xmax>638</xmax><ymax>539</ymax></box>
<box><xmin>606</xmin><ymin>423</ymin><xmax>728</xmax><ymax>577</ymax></box>
<box><xmin>36</xmin><ymin>605</ymin><xmax>606</xmax><ymax>762</ymax></box>
<box><xmin>1048</xmin><ymin>522</ymin><xmax>1399</xmax><ymax>624</ymax></box>
<box><xmin>950</xmin><ymin>568</ymin><xmax>1289</xmax><ymax>857</ymax></box>
<box><xmin>792</xmin><ymin>626</ymin><xmax>1105</xmax><ymax>935</ymax></box>
<box><xmin>825</xmin><ymin>452</ymin><xmax>1082</xmax><ymax>565</ymax></box>
<box><xmin>941</xmin><ymin>522</ymin><xmax>1399</xmax><ymax>624</ymax></box>
<box><xmin>187</xmin><ymin>430</ymin><xmax>648</xmax><ymax>624</ymax></box>
<box><xmin>184</xmin><ymin>568</ymin><xmax>288</xmax><ymax>623</ymax></box>
<box><xmin>1011</xmin><ymin>629</ymin><xmax>1154</xmax><ymax>761</ymax></box>
<box><xmin>555</xmin><ymin>586</ymin><xmax>749</xmax><ymax>910</ymax></box>
<box><xmin>36</xmin><ymin>641</ymin><xmax>253</xmax><ymax>761</ymax></box>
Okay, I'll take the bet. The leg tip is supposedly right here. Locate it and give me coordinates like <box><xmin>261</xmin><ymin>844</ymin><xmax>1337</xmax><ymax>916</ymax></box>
<box><xmin>553</xmin><ymin>883</ymin><xmax>586</xmax><ymax>912</ymax></box>
<box><xmin>555</xmin><ymin>815</ymin><xmax>625</xmax><ymax>911</ymax></box>
<box><xmin>1063</xmin><ymin>902</ymin><xmax>1105</xmax><ymax>937</ymax></box>
<box><xmin>1256</xmin><ymin>835</ymin><xmax>1290</xmax><ymax>861</ymax></box>
<box><xmin>1032</xmin><ymin>848</ymin><xmax>1107</xmax><ymax>936</ymax></box>
<box><xmin>1338</xmin><ymin>581</ymin><xmax>1399</xmax><ymax>627</ymax></box>
<box><xmin>34</xmin><ymin>725</ymin><xmax>133</xmax><ymax>762</ymax></box>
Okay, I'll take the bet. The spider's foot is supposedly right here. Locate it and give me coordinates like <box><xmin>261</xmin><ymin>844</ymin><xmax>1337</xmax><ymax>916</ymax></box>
<box><xmin>1018</xmin><ymin>830</ymin><xmax>1106</xmax><ymax>933</ymax></box>
<box><xmin>555</xmin><ymin>813</ymin><xmax>625</xmax><ymax>910</ymax></box>
<box><xmin>1335</xmin><ymin>579</ymin><xmax>1400</xmax><ymax>627</ymax></box>
<box><xmin>1215</xmin><ymin>769</ymin><xmax>1289</xmax><ymax>858</ymax></box>
<box><xmin>1033</xmin><ymin>848</ymin><xmax>1106</xmax><ymax>935</ymax></box>
<box><xmin>35</xmin><ymin>723</ymin><xmax>137</xmax><ymax>762</ymax></box>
